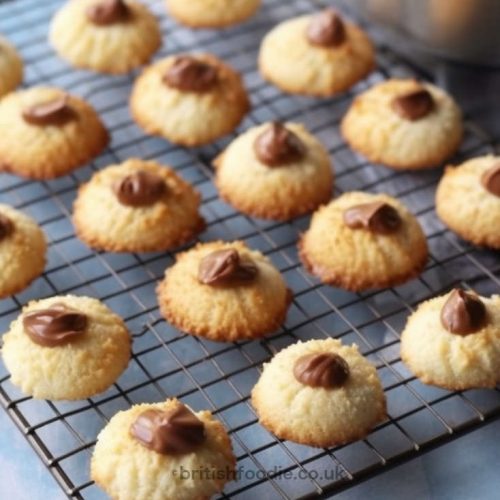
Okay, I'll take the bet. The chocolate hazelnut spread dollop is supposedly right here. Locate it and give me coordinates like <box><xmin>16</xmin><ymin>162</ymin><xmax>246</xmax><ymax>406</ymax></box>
<box><xmin>440</xmin><ymin>288</ymin><xmax>487</xmax><ymax>335</ymax></box>
<box><xmin>113</xmin><ymin>171</ymin><xmax>166</xmax><ymax>207</ymax></box>
<box><xmin>23</xmin><ymin>303</ymin><xmax>88</xmax><ymax>347</ymax></box>
<box><xmin>253</xmin><ymin>122</ymin><xmax>305</xmax><ymax>167</ymax></box>
<box><xmin>306</xmin><ymin>9</ymin><xmax>346</xmax><ymax>47</ymax></box>
<box><xmin>163</xmin><ymin>56</ymin><xmax>218</xmax><ymax>92</ymax></box>
<box><xmin>87</xmin><ymin>0</ymin><xmax>129</xmax><ymax>26</ymax></box>
<box><xmin>130</xmin><ymin>404</ymin><xmax>206</xmax><ymax>454</ymax></box>
<box><xmin>391</xmin><ymin>88</ymin><xmax>435</xmax><ymax>121</ymax></box>
<box><xmin>0</xmin><ymin>213</ymin><xmax>14</xmax><ymax>242</ymax></box>
<box><xmin>198</xmin><ymin>249</ymin><xmax>257</xmax><ymax>285</ymax></box>
<box><xmin>294</xmin><ymin>352</ymin><xmax>350</xmax><ymax>388</ymax></box>
<box><xmin>22</xmin><ymin>95</ymin><xmax>74</xmax><ymax>126</ymax></box>
<box><xmin>481</xmin><ymin>163</ymin><xmax>500</xmax><ymax>197</ymax></box>
<box><xmin>343</xmin><ymin>201</ymin><xmax>401</xmax><ymax>234</ymax></box>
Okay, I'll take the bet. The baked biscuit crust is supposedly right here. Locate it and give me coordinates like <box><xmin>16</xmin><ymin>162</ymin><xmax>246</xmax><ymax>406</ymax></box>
<box><xmin>2</xmin><ymin>295</ymin><xmax>131</xmax><ymax>400</ymax></box>
<box><xmin>214</xmin><ymin>122</ymin><xmax>333</xmax><ymax>220</ymax></box>
<box><xmin>166</xmin><ymin>0</ymin><xmax>261</xmax><ymax>29</ymax></box>
<box><xmin>251</xmin><ymin>338</ymin><xmax>386</xmax><ymax>447</ymax></box>
<box><xmin>259</xmin><ymin>14</ymin><xmax>375</xmax><ymax>97</ymax></box>
<box><xmin>157</xmin><ymin>241</ymin><xmax>291</xmax><ymax>341</ymax></box>
<box><xmin>0</xmin><ymin>87</ymin><xmax>108</xmax><ymax>179</ymax></box>
<box><xmin>341</xmin><ymin>79</ymin><xmax>463</xmax><ymax>170</ymax></box>
<box><xmin>0</xmin><ymin>35</ymin><xmax>23</xmax><ymax>97</ymax></box>
<box><xmin>0</xmin><ymin>204</ymin><xmax>46</xmax><ymax>299</ymax></box>
<box><xmin>299</xmin><ymin>192</ymin><xmax>428</xmax><ymax>291</ymax></box>
<box><xmin>50</xmin><ymin>0</ymin><xmax>161</xmax><ymax>74</ymax></box>
<box><xmin>401</xmin><ymin>292</ymin><xmax>500</xmax><ymax>390</ymax></box>
<box><xmin>436</xmin><ymin>155</ymin><xmax>500</xmax><ymax>249</ymax></box>
<box><xmin>91</xmin><ymin>398</ymin><xmax>235</xmax><ymax>500</ymax></box>
<box><xmin>130</xmin><ymin>54</ymin><xmax>250</xmax><ymax>147</ymax></box>
<box><xmin>73</xmin><ymin>158</ymin><xmax>205</xmax><ymax>253</ymax></box>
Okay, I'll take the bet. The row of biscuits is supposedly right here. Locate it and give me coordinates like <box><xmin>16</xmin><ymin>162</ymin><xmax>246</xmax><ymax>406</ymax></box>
<box><xmin>1</xmin><ymin>146</ymin><xmax>499</xmax><ymax>300</ymax></box>
<box><xmin>2</xmin><ymin>287</ymin><xmax>500</xmax><ymax>498</ymax></box>
<box><xmin>0</xmin><ymin>4</ymin><xmax>463</xmax><ymax>166</ymax></box>
<box><xmin>1</xmin><ymin>206</ymin><xmax>495</xmax><ymax>386</ymax></box>
<box><xmin>0</xmin><ymin>2</ymin><xmax>499</xmax><ymax>499</ymax></box>
<box><xmin>0</xmin><ymin>81</ymin><xmax>497</xmax><ymax>248</ymax></box>
<box><xmin>0</xmin><ymin>76</ymin><xmax>464</xmax><ymax>176</ymax></box>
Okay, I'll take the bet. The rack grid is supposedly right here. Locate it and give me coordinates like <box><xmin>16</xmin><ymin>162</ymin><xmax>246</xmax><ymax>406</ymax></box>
<box><xmin>1</xmin><ymin>0</ymin><xmax>499</xmax><ymax>498</ymax></box>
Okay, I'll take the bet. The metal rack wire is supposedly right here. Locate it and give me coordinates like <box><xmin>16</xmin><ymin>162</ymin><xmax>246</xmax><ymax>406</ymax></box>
<box><xmin>0</xmin><ymin>0</ymin><xmax>499</xmax><ymax>498</ymax></box>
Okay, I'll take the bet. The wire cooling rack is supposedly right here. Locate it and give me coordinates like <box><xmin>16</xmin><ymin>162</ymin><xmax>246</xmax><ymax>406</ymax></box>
<box><xmin>1</xmin><ymin>0</ymin><xmax>499</xmax><ymax>498</ymax></box>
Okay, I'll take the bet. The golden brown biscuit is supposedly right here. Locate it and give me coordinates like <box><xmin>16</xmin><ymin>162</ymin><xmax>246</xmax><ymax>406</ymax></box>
<box><xmin>0</xmin><ymin>87</ymin><xmax>108</xmax><ymax>179</ymax></box>
<box><xmin>91</xmin><ymin>398</ymin><xmax>235</xmax><ymax>500</ymax></box>
<box><xmin>2</xmin><ymin>295</ymin><xmax>131</xmax><ymax>400</ymax></box>
<box><xmin>299</xmin><ymin>192</ymin><xmax>428</xmax><ymax>291</ymax></box>
<box><xmin>252</xmin><ymin>338</ymin><xmax>386</xmax><ymax>447</ymax></box>
<box><xmin>73</xmin><ymin>158</ymin><xmax>205</xmax><ymax>253</ymax></box>
<box><xmin>259</xmin><ymin>9</ymin><xmax>375</xmax><ymax>97</ymax></box>
<box><xmin>341</xmin><ymin>79</ymin><xmax>463</xmax><ymax>170</ymax></box>
<box><xmin>49</xmin><ymin>0</ymin><xmax>161</xmax><ymax>74</ymax></box>
<box><xmin>436</xmin><ymin>155</ymin><xmax>500</xmax><ymax>249</ymax></box>
<box><xmin>0</xmin><ymin>35</ymin><xmax>23</xmax><ymax>97</ymax></box>
<box><xmin>130</xmin><ymin>53</ymin><xmax>250</xmax><ymax>147</ymax></box>
<box><xmin>166</xmin><ymin>0</ymin><xmax>261</xmax><ymax>28</ymax></box>
<box><xmin>214</xmin><ymin>122</ymin><xmax>333</xmax><ymax>220</ymax></box>
<box><xmin>0</xmin><ymin>204</ymin><xmax>46</xmax><ymax>299</ymax></box>
<box><xmin>401</xmin><ymin>289</ymin><xmax>500</xmax><ymax>390</ymax></box>
<box><xmin>157</xmin><ymin>241</ymin><xmax>291</xmax><ymax>342</ymax></box>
